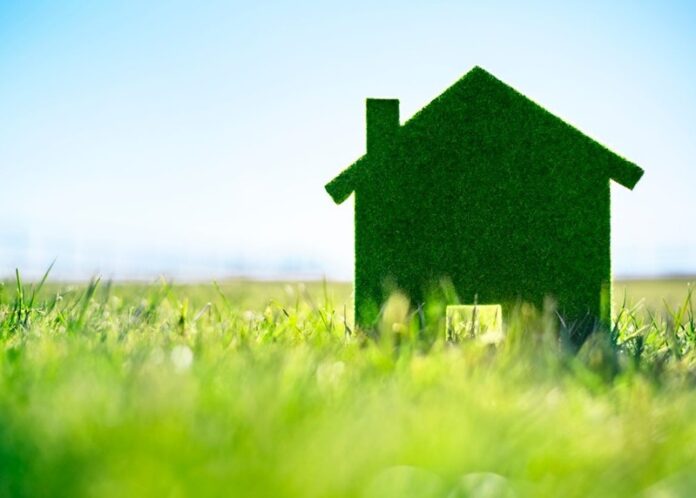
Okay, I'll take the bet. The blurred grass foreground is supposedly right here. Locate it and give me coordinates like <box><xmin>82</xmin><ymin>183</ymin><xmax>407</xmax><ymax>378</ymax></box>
<box><xmin>1</xmin><ymin>276</ymin><xmax>696</xmax><ymax>497</ymax></box>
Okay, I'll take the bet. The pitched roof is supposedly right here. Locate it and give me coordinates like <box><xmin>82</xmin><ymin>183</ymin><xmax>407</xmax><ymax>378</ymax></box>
<box><xmin>326</xmin><ymin>66</ymin><xmax>644</xmax><ymax>205</ymax></box>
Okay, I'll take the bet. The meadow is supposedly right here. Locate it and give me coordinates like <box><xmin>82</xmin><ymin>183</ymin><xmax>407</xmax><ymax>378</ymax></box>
<box><xmin>1</xmin><ymin>275</ymin><xmax>696</xmax><ymax>498</ymax></box>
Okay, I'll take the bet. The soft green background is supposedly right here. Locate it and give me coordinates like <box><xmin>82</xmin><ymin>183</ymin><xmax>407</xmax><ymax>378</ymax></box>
<box><xmin>1</xmin><ymin>277</ymin><xmax>695</xmax><ymax>498</ymax></box>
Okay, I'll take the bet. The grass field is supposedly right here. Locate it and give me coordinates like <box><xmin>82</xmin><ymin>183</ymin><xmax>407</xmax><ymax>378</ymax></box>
<box><xmin>1</xmin><ymin>276</ymin><xmax>696</xmax><ymax>498</ymax></box>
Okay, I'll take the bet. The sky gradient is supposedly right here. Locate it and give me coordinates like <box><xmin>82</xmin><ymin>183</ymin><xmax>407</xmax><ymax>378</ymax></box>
<box><xmin>1</xmin><ymin>1</ymin><xmax>695</xmax><ymax>280</ymax></box>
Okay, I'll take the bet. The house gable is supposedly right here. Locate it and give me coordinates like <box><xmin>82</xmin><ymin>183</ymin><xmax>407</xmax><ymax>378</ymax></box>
<box><xmin>325</xmin><ymin>66</ymin><xmax>643</xmax><ymax>204</ymax></box>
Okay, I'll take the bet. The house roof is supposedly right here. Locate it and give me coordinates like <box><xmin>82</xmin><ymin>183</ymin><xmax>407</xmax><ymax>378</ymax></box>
<box><xmin>325</xmin><ymin>66</ymin><xmax>644</xmax><ymax>205</ymax></box>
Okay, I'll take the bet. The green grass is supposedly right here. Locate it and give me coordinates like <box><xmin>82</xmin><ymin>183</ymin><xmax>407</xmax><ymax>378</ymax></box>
<box><xmin>1</xmin><ymin>276</ymin><xmax>696</xmax><ymax>497</ymax></box>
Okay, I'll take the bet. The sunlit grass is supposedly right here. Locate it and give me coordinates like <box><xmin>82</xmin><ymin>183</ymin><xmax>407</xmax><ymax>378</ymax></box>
<box><xmin>1</xmin><ymin>274</ymin><xmax>696</xmax><ymax>497</ymax></box>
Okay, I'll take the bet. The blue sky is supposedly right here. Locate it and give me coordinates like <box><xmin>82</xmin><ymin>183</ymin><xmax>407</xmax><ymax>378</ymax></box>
<box><xmin>1</xmin><ymin>1</ymin><xmax>695</xmax><ymax>280</ymax></box>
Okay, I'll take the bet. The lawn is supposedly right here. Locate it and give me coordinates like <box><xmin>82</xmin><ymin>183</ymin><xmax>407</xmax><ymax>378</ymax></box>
<box><xmin>1</xmin><ymin>276</ymin><xmax>695</xmax><ymax>498</ymax></box>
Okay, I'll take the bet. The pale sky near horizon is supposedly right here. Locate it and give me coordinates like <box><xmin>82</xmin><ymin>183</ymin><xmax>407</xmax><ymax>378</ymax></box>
<box><xmin>1</xmin><ymin>1</ymin><xmax>695</xmax><ymax>280</ymax></box>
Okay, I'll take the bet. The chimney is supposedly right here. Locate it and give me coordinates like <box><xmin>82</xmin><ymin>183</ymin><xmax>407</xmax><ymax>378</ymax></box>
<box><xmin>366</xmin><ymin>98</ymin><xmax>399</xmax><ymax>155</ymax></box>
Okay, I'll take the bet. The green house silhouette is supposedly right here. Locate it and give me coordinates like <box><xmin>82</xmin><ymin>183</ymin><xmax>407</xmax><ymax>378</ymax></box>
<box><xmin>326</xmin><ymin>67</ymin><xmax>643</xmax><ymax>342</ymax></box>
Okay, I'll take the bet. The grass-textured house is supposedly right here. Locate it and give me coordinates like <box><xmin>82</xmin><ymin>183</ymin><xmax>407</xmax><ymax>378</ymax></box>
<box><xmin>326</xmin><ymin>67</ymin><xmax>643</xmax><ymax>343</ymax></box>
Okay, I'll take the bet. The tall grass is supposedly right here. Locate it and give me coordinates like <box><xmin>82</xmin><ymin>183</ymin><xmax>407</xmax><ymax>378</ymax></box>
<box><xmin>1</xmin><ymin>273</ymin><xmax>696</xmax><ymax>497</ymax></box>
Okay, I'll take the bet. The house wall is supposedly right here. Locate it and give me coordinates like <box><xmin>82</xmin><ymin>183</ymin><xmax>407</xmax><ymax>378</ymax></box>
<box><xmin>354</xmin><ymin>158</ymin><xmax>611</xmax><ymax>337</ymax></box>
